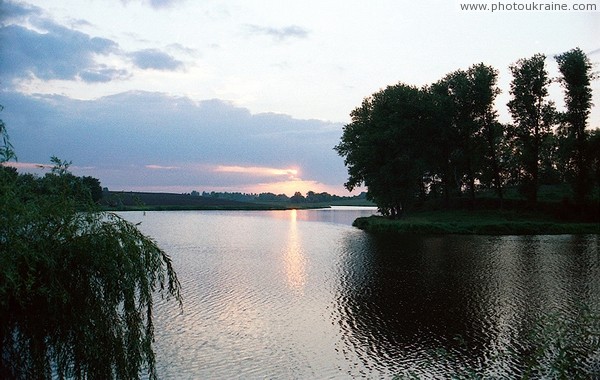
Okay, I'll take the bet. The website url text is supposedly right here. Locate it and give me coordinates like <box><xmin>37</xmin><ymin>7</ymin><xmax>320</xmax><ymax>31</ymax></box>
<box><xmin>458</xmin><ymin>1</ymin><xmax>598</xmax><ymax>12</ymax></box>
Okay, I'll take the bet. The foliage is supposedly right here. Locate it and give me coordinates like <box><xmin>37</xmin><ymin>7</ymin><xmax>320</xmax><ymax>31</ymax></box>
<box><xmin>438</xmin><ymin>64</ymin><xmax>503</xmax><ymax>204</ymax></box>
<box><xmin>520</xmin><ymin>306</ymin><xmax>600</xmax><ymax>379</ymax></box>
<box><xmin>0</xmin><ymin>121</ymin><xmax>181</xmax><ymax>379</ymax></box>
<box><xmin>0</xmin><ymin>105</ymin><xmax>16</xmax><ymax>162</ymax></box>
<box><xmin>335</xmin><ymin>83</ymin><xmax>431</xmax><ymax>217</ymax></box>
<box><xmin>506</xmin><ymin>53</ymin><xmax>556</xmax><ymax>203</ymax></box>
<box><xmin>555</xmin><ymin>47</ymin><xmax>596</xmax><ymax>205</ymax></box>
<box><xmin>336</xmin><ymin>49</ymin><xmax>597</xmax><ymax>217</ymax></box>
<box><xmin>352</xmin><ymin>210</ymin><xmax>599</xmax><ymax>235</ymax></box>
<box><xmin>336</xmin><ymin>64</ymin><xmax>502</xmax><ymax>217</ymax></box>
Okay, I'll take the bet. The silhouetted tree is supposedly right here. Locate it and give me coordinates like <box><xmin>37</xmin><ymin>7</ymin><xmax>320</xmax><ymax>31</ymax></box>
<box><xmin>467</xmin><ymin>64</ymin><xmax>504</xmax><ymax>202</ymax></box>
<box><xmin>433</xmin><ymin>64</ymin><xmax>503</xmax><ymax>206</ymax></box>
<box><xmin>290</xmin><ymin>191</ymin><xmax>305</xmax><ymax>203</ymax></box>
<box><xmin>555</xmin><ymin>47</ymin><xmax>596</xmax><ymax>205</ymax></box>
<box><xmin>428</xmin><ymin>81</ymin><xmax>461</xmax><ymax>204</ymax></box>
<box><xmin>335</xmin><ymin>83</ymin><xmax>431</xmax><ymax>217</ymax></box>
<box><xmin>507</xmin><ymin>53</ymin><xmax>556</xmax><ymax>203</ymax></box>
<box><xmin>588</xmin><ymin>129</ymin><xmax>600</xmax><ymax>201</ymax></box>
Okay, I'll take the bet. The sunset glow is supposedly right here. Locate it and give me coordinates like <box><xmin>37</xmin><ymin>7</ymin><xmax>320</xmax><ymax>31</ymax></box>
<box><xmin>214</xmin><ymin>165</ymin><xmax>299</xmax><ymax>178</ymax></box>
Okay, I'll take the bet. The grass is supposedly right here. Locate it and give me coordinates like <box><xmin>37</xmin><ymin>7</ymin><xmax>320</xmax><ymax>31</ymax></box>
<box><xmin>353</xmin><ymin>209</ymin><xmax>599</xmax><ymax>235</ymax></box>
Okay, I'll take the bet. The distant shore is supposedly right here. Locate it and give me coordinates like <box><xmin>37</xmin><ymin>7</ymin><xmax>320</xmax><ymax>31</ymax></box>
<box><xmin>103</xmin><ymin>204</ymin><xmax>334</xmax><ymax>211</ymax></box>
<box><xmin>100</xmin><ymin>190</ymin><xmax>375</xmax><ymax>212</ymax></box>
<box><xmin>352</xmin><ymin>210</ymin><xmax>599</xmax><ymax>235</ymax></box>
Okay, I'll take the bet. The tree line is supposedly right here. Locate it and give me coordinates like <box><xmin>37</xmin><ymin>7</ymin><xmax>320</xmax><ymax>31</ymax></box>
<box><xmin>335</xmin><ymin>47</ymin><xmax>599</xmax><ymax>218</ymax></box>
<box><xmin>197</xmin><ymin>190</ymin><xmax>368</xmax><ymax>204</ymax></box>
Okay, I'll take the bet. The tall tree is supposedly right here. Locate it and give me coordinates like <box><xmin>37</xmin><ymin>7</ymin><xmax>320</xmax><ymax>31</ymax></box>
<box><xmin>467</xmin><ymin>63</ymin><xmax>504</xmax><ymax>202</ymax></box>
<box><xmin>437</xmin><ymin>64</ymin><xmax>502</xmax><ymax>206</ymax></box>
<box><xmin>507</xmin><ymin>53</ymin><xmax>555</xmax><ymax>203</ymax></box>
<box><xmin>588</xmin><ymin>129</ymin><xmax>600</xmax><ymax>205</ymax></box>
<box><xmin>427</xmin><ymin>81</ymin><xmax>460</xmax><ymax>205</ymax></box>
<box><xmin>441</xmin><ymin>69</ymin><xmax>479</xmax><ymax>202</ymax></box>
<box><xmin>555</xmin><ymin>47</ymin><xmax>595</xmax><ymax>205</ymax></box>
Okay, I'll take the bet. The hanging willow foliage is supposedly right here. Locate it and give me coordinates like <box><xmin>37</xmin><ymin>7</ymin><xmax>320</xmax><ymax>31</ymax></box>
<box><xmin>0</xmin><ymin>152</ymin><xmax>181</xmax><ymax>378</ymax></box>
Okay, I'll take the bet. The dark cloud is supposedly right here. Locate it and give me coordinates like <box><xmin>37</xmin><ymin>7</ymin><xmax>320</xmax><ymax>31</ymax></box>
<box><xmin>79</xmin><ymin>67</ymin><xmax>130</xmax><ymax>83</ymax></box>
<box><xmin>0</xmin><ymin>23</ymin><xmax>119</xmax><ymax>82</ymax></box>
<box><xmin>129</xmin><ymin>49</ymin><xmax>184</xmax><ymax>71</ymax></box>
<box><xmin>0</xmin><ymin>1</ymin><xmax>42</xmax><ymax>24</ymax></box>
<box><xmin>245</xmin><ymin>24</ymin><xmax>310</xmax><ymax>41</ymax></box>
<box><xmin>0</xmin><ymin>1</ymin><xmax>184</xmax><ymax>85</ymax></box>
<box><xmin>0</xmin><ymin>1</ymin><xmax>123</xmax><ymax>84</ymax></box>
<box><xmin>0</xmin><ymin>91</ymin><xmax>346</xmax><ymax>192</ymax></box>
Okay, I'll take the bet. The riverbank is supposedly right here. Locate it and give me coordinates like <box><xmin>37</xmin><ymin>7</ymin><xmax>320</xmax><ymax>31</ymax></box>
<box><xmin>353</xmin><ymin>210</ymin><xmax>599</xmax><ymax>235</ymax></box>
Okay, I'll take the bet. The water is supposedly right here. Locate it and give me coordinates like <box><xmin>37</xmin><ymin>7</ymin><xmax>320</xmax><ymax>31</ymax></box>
<box><xmin>120</xmin><ymin>208</ymin><xmax>600</xmax><ymax>379</ymax></box>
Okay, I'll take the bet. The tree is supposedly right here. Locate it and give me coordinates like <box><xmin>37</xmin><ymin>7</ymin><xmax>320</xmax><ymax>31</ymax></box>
<box><xmin>0</xmin><ymin>117</ymin><xmax>181</xmax><ymax>379</ymax></box>
<box><xmin>335</xmin><ymin>83</ymin><xmax>431</xmax><ymax>217</ymax></box>
<box><xmin>428</xmin><ymin>81</ymin><xmax>461</xmax><ymax>204</ymax></box>
<box><xmin>507</xmin><ymin>53</ymin><xmax>556</xmax><ymax>203</ymax></box>
<box><xmin>467</xmin><ymin>64</ymin><xmax>504</xmax><ymax>202</ymax></box>
<box><xmin>81</xmin><ymin>176</ymin><xmax>103</xmax><ymax>203</ymax></box>
<box><xmin>0</xmin><ymin>105</ymin><xmax>15</xmax><ymax>162</ymax></box>
<box><xmin>439</xmin><ymin>69</ymin><xmax>480</xmax><ymax>202</ymax></box>
<box><xmin>290</xmin><ymin>191</ymin><xmax>305</xmax><ymax>203</ymax></box>
<box><xmin>588</xmin><ymin>129</ymin><xmax>600</xmax><ymax>205</ymax></box>
<box><xmin>433</xmin><ymin>64</ymin><xmax>503</xmax><ymax>206</ymax></box>
<box><xmin>555</xmin><ymin>47</ymin><xmax>596</xmax><ymax>205</ymax></box>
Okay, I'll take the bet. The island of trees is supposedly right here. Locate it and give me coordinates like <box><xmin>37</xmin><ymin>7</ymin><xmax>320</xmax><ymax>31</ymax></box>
<box><xmin>335</xmin><ymin>48</ymin><xmax>600</xmax><ymax>230</ymax></box>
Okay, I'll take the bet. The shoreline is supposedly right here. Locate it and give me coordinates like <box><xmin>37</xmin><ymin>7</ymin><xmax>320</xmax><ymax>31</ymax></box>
<box><xmin>102</xmin><ymin>204</ymin><xmax>376</xmax><ymax>212</ymax></box>
<box><xmin>352</xmin><ymin>211</ymin><xmax>599</xmax><ymax>235</ymax></box>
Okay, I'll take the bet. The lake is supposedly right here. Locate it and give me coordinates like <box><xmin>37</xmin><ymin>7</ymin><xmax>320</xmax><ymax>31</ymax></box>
<box><xmin>120</xmin><ymin>208</ymin><xmax>600</xmax><ymax>379</ymax></box>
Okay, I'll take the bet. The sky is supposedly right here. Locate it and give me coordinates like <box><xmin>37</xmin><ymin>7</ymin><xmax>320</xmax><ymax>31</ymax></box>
<box><xmin>1</xmin><ymin>0</ymin><xmax>599</xmax><ymax>196</ymax></box>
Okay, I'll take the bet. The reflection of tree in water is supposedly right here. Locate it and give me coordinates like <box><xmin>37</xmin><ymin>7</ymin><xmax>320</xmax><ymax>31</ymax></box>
<box><xmin>334</xmin><ymin>233</ymin><xmax>600</xmax><ymax>377</ymax></box>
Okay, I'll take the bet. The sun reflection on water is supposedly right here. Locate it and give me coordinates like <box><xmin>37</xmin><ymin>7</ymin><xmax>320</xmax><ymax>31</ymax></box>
<box><xmin>284</xmin><ymin>209</ymin><xmax>307</xmax><ymax>294</ymax></box>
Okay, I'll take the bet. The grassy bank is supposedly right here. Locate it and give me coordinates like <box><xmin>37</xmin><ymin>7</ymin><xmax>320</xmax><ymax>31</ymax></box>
<box><xmin>353</xmin><ymin>210</ymin><xmax>599</xmax><ymax>235</ymax></box>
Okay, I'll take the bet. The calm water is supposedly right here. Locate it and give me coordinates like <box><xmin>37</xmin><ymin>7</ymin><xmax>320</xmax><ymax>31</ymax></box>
<box><xmin>120</xmin><ymin>208</ymin><xmax>600</xmax><ymax>379</ymax></box>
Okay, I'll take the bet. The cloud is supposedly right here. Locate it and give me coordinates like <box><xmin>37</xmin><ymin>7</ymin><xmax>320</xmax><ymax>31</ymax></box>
<box><xmin>3</xmin><ymin>161</ymin><xmax>95</xmax><ymax>174</ymax></box>
<box><xmin>588</xmin><ymin>47</ymin><xmax>600</xmax><ymax>56</ymax></box>
<box><xmin>214</xmin><ymin>165</ymin><xmax>299</xmax><ymax>178</ymax></box>
<box><xmin>3</xmin><ymin>162</ymin><xmax>52</xmax><ymax>170</ymax></box>
<box><xmin>245</xmin><ymin>24</ymin><xmax>310</xmax><ymax>41</ymax></box>
<box><xmin>146</xmin><ymin>164</ymin><xmax>180</xmax><ymax>170</ymax></box>
<box><xmin>129</xmin><ymin>49</ymin><xmax>184</xmax><ymax>71</ymax></box>
<box><xmin>0</xmin><ymin>1</ymin><xmax>184</xmax><ymax>86</ymax></box>
<box><xmin>0</xmin><ymin>2</ymin><xmax>123</xmax><ymax>84</ymax></box>
<box><xmin>0</xmin><ymin>1</ymin><xmax>43</xmax><ymax>24</ymax></box>
<box><xmin>0</xmin><ymin>91</ymin><xmax>349</xmax><ymax>194</ymax></box>
<box><xmin>120</xmin><ymin>0</ymin><xmax>184</xmax><ymax>9</ymax></box>
<box><xmin>0</xmin><ymin>23</ymin><xmax>119</xmax><ymax>83</ymax></box>
<box><xmin>79</xmin><ymin>66</ymin><xmax>131</xmax><ymax>83</ymax></box>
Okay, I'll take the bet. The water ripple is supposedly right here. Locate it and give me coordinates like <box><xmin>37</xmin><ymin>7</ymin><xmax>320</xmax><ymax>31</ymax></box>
<box><xmin>121</xmin><ymin>211</ymin><xmax>600</xmax><ymax>379</ymax></box>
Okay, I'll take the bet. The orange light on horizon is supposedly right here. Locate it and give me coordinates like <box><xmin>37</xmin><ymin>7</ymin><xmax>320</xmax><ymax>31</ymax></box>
<box><xmin>214</xmin><ymin>165</ymin><xmax>299</xmax><ymax>178</ymax></box>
